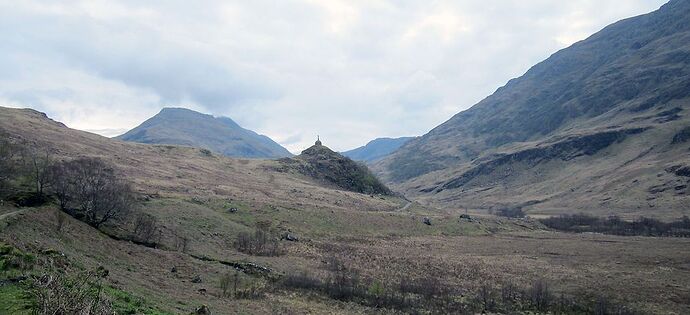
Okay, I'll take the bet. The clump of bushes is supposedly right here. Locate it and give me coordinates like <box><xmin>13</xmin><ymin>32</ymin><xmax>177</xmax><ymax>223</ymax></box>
<box><xmin>280</xmin><ymin>257</ymin><xmax>637</xmax><ymax>314</ymax></box>
<box><xmin>0</xmin><ymin>243</ymin><xmax>36</xmax><ymax>276</ymax></box>
<box><xmin>540</xmin><ymin>214</ymin><xmax>690</xmax><ymax>237</ymax></box>
<box><xmin>234</xmin><ymin>229</ymin><xmax>284</xmax><ymax>256</ymax></box>
<box><xmin>29</xmin><ymin>267</ymin><xmax>113</xmax><ymax>315</ymax></box>
<box><xmin>220</xmin><ymin>271</ymin><xmax>266</xmax><ymax>300</ymax></box>
<box><xmin>0</xmin><ymin>138</ymin><xmax>136</xmax><ymax>230</ymax></box>
<box><xmin>495</xmin><ymin>206</ymin><xmax>526</xmax><ymax>218</ymax></box>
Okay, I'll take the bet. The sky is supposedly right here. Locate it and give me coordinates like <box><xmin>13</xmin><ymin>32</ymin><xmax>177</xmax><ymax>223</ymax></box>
<box><xmin>0</xmin><ymin>0</ymin><xmax>669</xmax><ymax>153</ymax></box>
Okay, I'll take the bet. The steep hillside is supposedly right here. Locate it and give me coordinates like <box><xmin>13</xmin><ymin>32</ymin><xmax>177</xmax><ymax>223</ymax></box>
<box><xmin>117</xmin><ymin>107</ymin><xmax>291</xmax><ymax>159</ymax></box>
<box><xmin>279</xmin><ymin>140</ymin><xmax>392</xmax><ymax>195</ymax></box>
<box><xmin>375</xmin><ymin>0</ymin><xmax>690</xmax><ymax>218</ymax></box>
<box><xmin>342</xmin><ymin>137</ymin><xmax>415</xmax><ymax>163</ymax></box>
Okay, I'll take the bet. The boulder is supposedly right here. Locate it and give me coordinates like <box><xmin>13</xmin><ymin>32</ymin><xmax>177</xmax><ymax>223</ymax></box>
<box><xmin>194</xmin><ymin>305</ymin><xmax>211</xmax><ymax>315</ymax></box>
<box><xmin>281</xmin><ymin>232</ymin><xmax>299</xmax><ymax>242</ymax></box>
<box><xmin>423</xmin><ymin>217</ymin><xmax>432</xmax><ymax>225</ymax></box>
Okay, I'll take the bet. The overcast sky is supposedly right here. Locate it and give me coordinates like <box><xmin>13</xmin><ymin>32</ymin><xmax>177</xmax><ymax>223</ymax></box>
<box><xmin>0</xmin><ymin>0</ymin><xmax>668</xmax><ymax>153</ymax></box>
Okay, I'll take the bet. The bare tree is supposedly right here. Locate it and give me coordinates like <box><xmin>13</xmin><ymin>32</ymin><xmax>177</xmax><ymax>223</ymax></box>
<box><xmin>51</xmin><ymin>157</ymin><xmax>134</xmax><ymax>228</ymax></box>
<box><xmin>29</xmin><ymin>149</ymin><xmax>54</xmax><ymax>195</ymax></box>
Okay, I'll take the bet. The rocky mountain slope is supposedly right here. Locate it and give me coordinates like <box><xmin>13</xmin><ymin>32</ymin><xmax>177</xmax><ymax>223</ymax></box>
<box><xmin>342</xmin><ymin>137</ymin><xmax>415</xmax><ymax>163</ymax></box>
<box><xmin>278</xmin><ymin>140</ymin><xmax>392</xmax><ymax>195</ymax></box>
<box><xmin>117</xmin><ymin>107</ymin><xmax>291</xmax><ymax>159</ymax></box>
<box><xmin>374</xmin><ymin>0</ymin><xmax>690</xmax><ymax>218</ymax></box>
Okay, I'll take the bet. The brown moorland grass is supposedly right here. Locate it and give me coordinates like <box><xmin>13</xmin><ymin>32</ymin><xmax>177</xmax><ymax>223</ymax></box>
<box><xmin>1</xmin><ymin>106</ymin><xmax>689</xmax><ymax>314</ymax></box>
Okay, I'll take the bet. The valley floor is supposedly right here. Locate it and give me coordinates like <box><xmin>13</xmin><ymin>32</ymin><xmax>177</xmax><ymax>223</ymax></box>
<box><xmin>1</xmin><ymin>201</ymin><xmax>688</xmax><ymax>314</ymax></box>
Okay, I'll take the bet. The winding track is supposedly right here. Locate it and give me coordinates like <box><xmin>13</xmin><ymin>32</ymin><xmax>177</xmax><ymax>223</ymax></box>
<box><xmin>0</xmin><ymin>208</ymin><xmax>29</xmax><ymax>221</ymax></box>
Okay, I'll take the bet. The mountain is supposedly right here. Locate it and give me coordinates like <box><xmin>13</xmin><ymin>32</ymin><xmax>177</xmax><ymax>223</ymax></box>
<box><xmin>342</xmin><ymin>137</ymin><xmax>415</xmax><ymax>163</ymax></box>
<box><xmin>278</xmin><ymin>139</ymin><xmax>392</xmax><ymax>195</ymax></box>
<box><xmin>375</xmin><ymin>0</ymin><xmax>690</xmax><ymax>218</ymax></box>
<box><xmin>117</xmin><ymin>107</ymin><xmax>292</xmax><ymax>159</ymax></box>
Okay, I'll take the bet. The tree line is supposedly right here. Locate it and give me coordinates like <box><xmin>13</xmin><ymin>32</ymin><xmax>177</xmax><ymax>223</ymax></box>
<box><xmin>540</xmin><ymin>213</ymin><xmax>690</xmax><ymax>237</ymax></box>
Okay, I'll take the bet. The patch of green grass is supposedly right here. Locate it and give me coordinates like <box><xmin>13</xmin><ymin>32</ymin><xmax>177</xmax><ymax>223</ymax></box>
<box><xmin>0</xmin><ymin>284</ymin><xmax>33</xmax><ymax>315</ymax></box>
<box><xmin>0</xmin><ymin>242</ymin><xmax>35</xmax><ymax>278</ymax></box>
<box><xmin>105</xmin><ymin>286</ymin><xmax>173</xmax><ymax>315</ymax></box>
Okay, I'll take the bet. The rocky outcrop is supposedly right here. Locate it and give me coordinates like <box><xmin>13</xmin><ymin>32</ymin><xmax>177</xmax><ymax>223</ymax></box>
<box><xmin>672</xmin><ymin>127</ymin><xmax>690</xmax><ymax>144</ymax></box>
<box><xmin>440</xmin><ymin>128</ymin><xmax>647</xmax><ymax>191</ymax></box>
<box><xmin>278</xmin><ymin>143</ymin><xmax>392</xmax><ymax>195</ymax></box>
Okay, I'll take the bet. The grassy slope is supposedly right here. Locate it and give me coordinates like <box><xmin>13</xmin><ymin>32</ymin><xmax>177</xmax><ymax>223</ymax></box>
<box><xmin>1</xmin><ymin>107</ymin><xmax>689</xmax><ymax>314</ymax></box>
<box><xmin>0</xmin><ymin>107</ymin><xmax>532</xmax><ymax>313</ymax></box>
<box><xmin>373</xmin><ymin>1</ymin><xmax>690</xmax><ymax>218</ymax></box>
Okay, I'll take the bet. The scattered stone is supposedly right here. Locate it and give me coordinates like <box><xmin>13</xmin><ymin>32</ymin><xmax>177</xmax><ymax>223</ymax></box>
<box><xmin>281</xmin><ymin>232</ymin><xmax>299</xmax><ymax>242</ymax></box>
<box><xmin>228</xmin><ymin>207</ymin><xmax>238</xmax><ymax>213</ymax></box>
<box><xmin>194</xmin><ymin>305</ymin><xmax>211</xmax><ymax>315</ymax></box>
<box><xmin>198</xmin><ymin>288</ymin><xmax>207</xmax><ymax>295</ymax></box>
<box><xmin>423</xmin><ymin>217</ymin><xmax>432</xmax><ymax>225</ymax></box>
<box><xmin>191</xmin><ymin>275</ymin><xmax>202</xmax><ymax>283</ymax></box>
<box><xmin>171</xmin><ymin>266</ymin><xmax>177</xmax><ymax>273</ymax></box>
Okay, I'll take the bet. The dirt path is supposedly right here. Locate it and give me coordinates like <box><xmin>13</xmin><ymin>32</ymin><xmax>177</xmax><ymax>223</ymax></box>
<box><xmin>396</xmin><ymin>201</ymin><xmax>412</xmax><ymax>212</ymax></box>
<box><xmin>0</xmin><ymin>208</ymin><xmax>29</xmax><ymax>221</ymax></box>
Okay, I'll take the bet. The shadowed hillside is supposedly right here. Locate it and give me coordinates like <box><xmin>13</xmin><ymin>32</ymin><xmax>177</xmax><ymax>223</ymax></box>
<box><xmin>343</xmin><ymin>137</ymin><xmax>415</xmax><ymax>163</ymax></box>
<box><xmin>375</xmin><ymin>0</ymin><xmax>690</xmax><ymax>218</ymax></box>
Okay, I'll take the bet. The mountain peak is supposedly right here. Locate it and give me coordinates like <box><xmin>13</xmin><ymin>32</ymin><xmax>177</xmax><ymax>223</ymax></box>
<box><xmin>117</xmin><ymin>108</ymin><xmax>291</xmax><ymax>159</ymax></box>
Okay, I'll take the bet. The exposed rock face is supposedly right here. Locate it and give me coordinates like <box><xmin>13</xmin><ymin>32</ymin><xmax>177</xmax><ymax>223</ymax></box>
<box><xmin>672</xmin><ymin>127</ymin><xmax>690</xmax><ymax>144</ymax></box>
<box><xmin>278</xmin><ymin>143</ymin><xmax>392</xmax><ymax>195</ymax></box>
<box><xmin>440</xmin><ymin>128</ymin><xmax>647</xmax><ymax>191</ymax></box>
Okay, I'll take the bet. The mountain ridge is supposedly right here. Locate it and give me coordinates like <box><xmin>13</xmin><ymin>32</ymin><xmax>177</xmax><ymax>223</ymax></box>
<box><xmin>117</xmin><ymin>107</ymin><xmax>292</xmax><ymax>159</ymax></box>
<box><xmin>342</xmin><ymin>137</ymin><xmax>415</xmax><ymax>163</ymax></box>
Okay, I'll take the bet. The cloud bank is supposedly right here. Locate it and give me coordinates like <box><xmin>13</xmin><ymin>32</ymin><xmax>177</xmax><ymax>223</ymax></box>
<box><xmin>0</xmin><ymin>0</ymin><xmax>668</xmax><ymax>152</ymax></box>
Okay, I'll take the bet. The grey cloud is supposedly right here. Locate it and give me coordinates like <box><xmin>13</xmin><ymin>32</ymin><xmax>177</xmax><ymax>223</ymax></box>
<box><xmin>0</xmin><ymin>0</ymin><xmax>669</xmax><ymax>152</ymax></box>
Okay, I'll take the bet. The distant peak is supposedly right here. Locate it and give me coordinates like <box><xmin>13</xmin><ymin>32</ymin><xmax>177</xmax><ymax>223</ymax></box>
<box><xmin>159</xmin><ymin>107</ymin><xmax>196</xmax><ymax>113</ymax></box>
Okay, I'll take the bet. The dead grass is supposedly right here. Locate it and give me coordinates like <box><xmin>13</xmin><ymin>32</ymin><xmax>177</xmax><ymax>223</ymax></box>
<box><xmin>1</xmin><ymin>107</ymin><xmax>689</xmax><ymax>314</ymax></box>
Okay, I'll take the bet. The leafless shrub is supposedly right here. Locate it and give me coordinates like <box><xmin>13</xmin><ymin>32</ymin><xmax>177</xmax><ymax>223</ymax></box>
<box><xmin>398</xmin><ymin>266</ymin><xmax>446</xmax><ymax>299</ymax></box>
<box><xmin>234</xmin><ymin>229</ymin><xmax>283</xmax><ymax>256</ymax></box>
<box><xmin>529</xmin><ymin>278</ymin><xmax>551</xmax><ymax>311</ymax></box>
<box><xmin>54</xmin><ymin>210</ymin><xmax>67</xmax><ymax>233</ymax></box>
<box><xmin>476</xmin><ymin>283</ymin><xmax>497</xmax><ymax>311</ymax></box>
<box><xmin>323</xmin><ymin>254</ymin><xmax>347</xmax><ymax>272</ymax></box>
<box><xmin>220</xmin><ymin>271</ymin><xmax>239</xmax><ymax>298</ymax></box>
<box><xmin>496</xmin><ymin>206</ymin><xmax>526</xmax><ymax>218</ymax></box>
<box><xmin>282</xmin><ymin>271</ymin><xmax>323</xmax><ymax>291</ymax></box>
<box><xmin>133</xmin><ymin>213</ymin><xmax>160</xmax><ymax>245</ymax></box>
<box><xmin>50</xmin><ymin>157</ymin><xmax>134</xmax><ymax>228</ymax></box>
<box><xmin>324</xmin><ymin>262</ymin><xmax>362</xmax><ymax>300</ymax></box>
<box><xmin>500</xmin><ymin>280</ymin><xmax>518</xmax><ymax>308</ymax></box>
<box><xmin>234</xmin><ymin>284</ymin><xmax>265</xmax><ymax>300</ymax></box>
<box><xmin>172</xmin><ymin>230</ymin><xmax>189</xmax><ymax>253</ymax></box>
<box><xmin>30</xmin><ymin>267</ymin><xmax>113</xmax><ymax>315</ymax></box>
